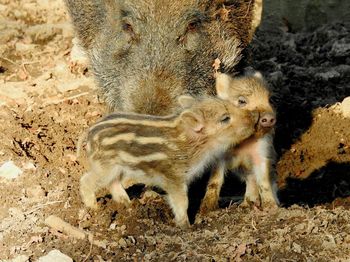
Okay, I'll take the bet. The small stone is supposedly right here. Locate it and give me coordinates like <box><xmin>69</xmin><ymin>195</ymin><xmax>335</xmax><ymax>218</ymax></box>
<box><xmin>292</xmin><ymin>242</ymin><xmax>302</xmax><ymax>253</ymax></box>
<box><xmin>109</xmin><ymin>222</ymin><xmax>117</xmax><ymax>230</ymax></box>
<box><xmin>26</xmin><ymin>185</ymin><xmax>45</xmax><ymax>200</ymax></box>
<box><xmin>118</xmin><ymin>237</ymin><xmax>128</xmax><ymax>248</ymax></box>
<box><xmin>22</xmin><ymin>162</ymin><xmax>36</xmax><ymax>171</ymax></box>
<box><xmin>128</xmin><ymin>236</ymin><xmax>136</xmax><ymax>244</ymax></box>
<box><xmin>37</xmin><ymin>250</ymin><xmax>72</xmax><ymax>262</ymax></box>
<box><xmin>0</xmin><ymin>161</ymin><xmax>23</xmax><ymax>179</ymax></box>
<box><xmin>340</xmin><ymin>97</ymin><xmax>350</xmax><ymax>118</ymax></box>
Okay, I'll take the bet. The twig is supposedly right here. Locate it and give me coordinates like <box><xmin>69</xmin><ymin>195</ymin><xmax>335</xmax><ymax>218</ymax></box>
<box><xmin>24</xmin><ymin>200</ymin><xmax>64</xmax><ymax>216</ymax></box>
<box><xmin>83</xmin><ymin>236</ymin><xmax>93</xmax><ymax>262</ymax></box>
<box><xmin>45</xmin><ymin>215</ymin><xmax>86</xmax><ymax>239</ymax></box>
<box><xmin>45</xmin><ymin>215</ymin><xmax>109</xmax><ymax>249</ymax></box>
<box><xmin>251</xmin><ymin>217</ymin><xmax>257</xmax><ymax>231</ymax></box>
<box><xmin>22</xmin><ymin>61</ymin><xmax>40</xmax><ymax>66</ymax></box>
<box><xmin>0</xmin><ymin>56</ymin><xmax>19</xmax><ymax>66</ymax></box>
<box><xmin>42</xmin><ymin>91</ymin><xmax>90</xmax><ymax>107</ymax></box>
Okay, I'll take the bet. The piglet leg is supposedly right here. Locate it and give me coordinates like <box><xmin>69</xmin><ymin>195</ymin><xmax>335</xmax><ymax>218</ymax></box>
<box><xmin>255</xmin><ymin>157</ymin><xmax>279</xmax><ymax>208</ymax></box>
<box><xmin>241</xmin><ymin>174</ymin><xmax>260</xmax><ymax>207</ymax></box>
<box><xmin>166</xmin><ymin>185</ymin><xmax>190</xmax><ymax>228</ymax></box>
<box><xmin>199</xmin><ymin>162</ymin><xmax>226</xmax><ymax>214</ymax></box>
<box><xmin>110</xmin><ymin>180</ymin><xmax>131</xmax><ymax>206</ymax></box>
<box><xmin>80</xmin><ymin>172</ymin><xmax>99</xmax><ymax>209</ymax></box>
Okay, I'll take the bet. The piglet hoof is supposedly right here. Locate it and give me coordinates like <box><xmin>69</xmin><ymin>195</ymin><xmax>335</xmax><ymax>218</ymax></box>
<box><xmin>81</xmin><ymin>195</ymin><xmax>99</xmax><ymax>210</ymax></box>
<box><xmin>176</xmin><ymin>218</ymin><xmax>190</xmax><ymax>229</ymax></box>
<box><xmin>240</xmin><ymin>198</ymin><xmax>261</xmax><ymax>210</ymax></box>
<box><xmin>83</xmin><ymin>201</ymin><xmax>98</xmax><ymax>210</ymax></box>
<box><xmin>262</xmin><ymin>201</ymin><xmax>279</xmax><ymax>211</ymax></box>
<box><xmin>199</xmin><ymin>199</ymin><xmax>218</xmax><ymax>215</ymax></box>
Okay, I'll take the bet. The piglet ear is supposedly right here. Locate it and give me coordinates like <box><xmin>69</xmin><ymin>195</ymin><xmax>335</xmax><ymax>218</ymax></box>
<box><xmin>216</xmin><ymin>73</ymin><xmax>232</xmax><ymax>100</ymax></box>
<box><xmin>178</xmin><ymin>95</ymin><xmax>196</xmax><ymax>109</ymax></box>
<box><xmin>180</xmin><ymin>110</ymin><xmax>204</xmax><ymax>133</ymax></box>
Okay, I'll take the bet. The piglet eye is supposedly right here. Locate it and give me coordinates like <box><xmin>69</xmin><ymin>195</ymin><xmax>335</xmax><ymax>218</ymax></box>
<box><xmin>122</xmin><ymin>22</ymin><xmax>134</xmax><ymax>34</ymax></box>
<box><xmin>187</xmin><ymin>20</ymin><xmax>200</xmax><ymax>33</ymax></box>
<box><xmin>237</xmin><ymin>96</ymin><xmax>247</xmax><ymax>107</ymax></box>
<box><xmin>220</xmin><ymin>114</ymin><xmax>231</xmax><ymax>124</ymax></box>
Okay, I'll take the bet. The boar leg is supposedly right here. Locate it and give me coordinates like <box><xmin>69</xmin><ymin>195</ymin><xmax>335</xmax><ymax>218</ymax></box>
<box><xmin>199</xmin><ymin>162</ymin><xmax>226</xmax><ymax>215</ymax></box>
<box><xmin>166</xmin><ymin>186</ymin><xmax>190</xmax><ymax>228</ymax></box>
<box><xmin>80</xmin><ymin>172</ymin><xmax>98</xmax><ymax>209</ymax></box>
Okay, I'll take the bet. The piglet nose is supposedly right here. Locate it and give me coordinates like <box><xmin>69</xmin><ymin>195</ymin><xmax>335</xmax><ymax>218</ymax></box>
<box><xmin>259</xmin><ymin>113</ymin><xmax>276</xmax><ymax>128</ymax></box>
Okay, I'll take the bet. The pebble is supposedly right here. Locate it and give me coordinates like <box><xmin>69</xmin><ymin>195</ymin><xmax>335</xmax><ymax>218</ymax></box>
<box><xmin>37</xmin><ymin>250</ymin><xmax>72</xmax><ymax>262</ymax></box>
<box><xmin>26</xmin><ymin>185</ymin><xmax>45</xmax><ymax>200</ymax></box>
<box><xmin>292</xmin><ymin>242</ymin><xmax>302</xmax><ymax>253</ymax></box>
<box><xmin>340</xmin><ymin>97</ymin><xmax>350</xmax><ymax>118</ymax></box>
<box><xmin>118</xmin><ymin>237</ymin><xmax>128</xmax><ymax>248</ymax></box>
<box><xmin>0</xmin><ymin>161</ymin><xmax>23</xmax><ymax>179</ymax></box>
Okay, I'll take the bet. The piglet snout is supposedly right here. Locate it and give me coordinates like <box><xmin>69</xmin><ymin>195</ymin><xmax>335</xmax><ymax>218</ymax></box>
<box><xmin>259</xmin><ymin>113</ymin><xmax>276</xmax><ymax>128</ymax></box>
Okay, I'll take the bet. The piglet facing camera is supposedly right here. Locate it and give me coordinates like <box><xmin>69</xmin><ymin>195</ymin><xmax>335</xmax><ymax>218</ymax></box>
<box><xmin>200</xmin><ymin>72</ymin><xmax>279</xmax><ymax>214</ymax></box>
<box><xmin>80</xmin><ymin>95</ymin><xmax>258</xmax><ymax>228</ymax></box>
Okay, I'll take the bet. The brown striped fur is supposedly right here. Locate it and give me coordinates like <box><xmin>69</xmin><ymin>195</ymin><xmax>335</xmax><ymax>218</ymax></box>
<box><xmin>80</xmin><ymin>95</ymin><xmax>259</xmax><ymax>228</ymax></box>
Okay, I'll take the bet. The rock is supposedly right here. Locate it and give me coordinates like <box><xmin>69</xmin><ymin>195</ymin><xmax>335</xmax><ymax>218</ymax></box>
<box><xmin>38</xmin><ymin>250</ymin><xmax>73</xmax><ymax>262</ymax></box>
<box><xmin>340</xmin><ymin>97</ymin><xmax>350</xmax><ymax>118</ymax></box>
<box><xmin>0</xmin><ymin>82</ymin><xmax>27</xmax><ymax>100</ymax></box>
<box><xmin>0</xmin><ymin>161</ymin><xmax>23</xmax><ymax>179</ymax></box>
<box><xmin>26</xmin><ymin>185</ymin><xmax>45</xmax><ymax>200</ymax></box>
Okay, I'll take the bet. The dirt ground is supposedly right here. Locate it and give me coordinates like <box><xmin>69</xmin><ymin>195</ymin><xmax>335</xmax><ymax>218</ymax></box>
<box><xmin>0</xmin><ymin>1</ymin><xmax>350</xmax><ymax>261</ymax></box>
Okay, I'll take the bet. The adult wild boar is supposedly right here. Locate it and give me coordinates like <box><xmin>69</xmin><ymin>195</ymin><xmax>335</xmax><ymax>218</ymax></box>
<box><xmin>65</xmin><ymin>0</ymin><xmax>263</xmax><ymax>115</ymax></box>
